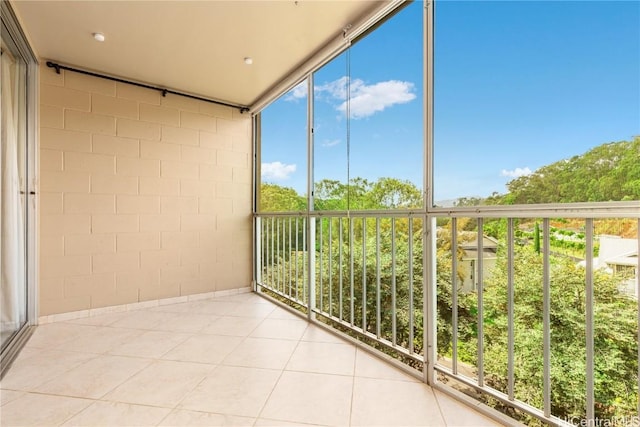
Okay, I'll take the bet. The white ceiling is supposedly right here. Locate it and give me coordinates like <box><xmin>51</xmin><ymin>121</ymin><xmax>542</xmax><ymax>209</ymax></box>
<box><xmin>12</xmin><ymin>0</ymin><xmax>383</xmax><ymax>107</ymax></box>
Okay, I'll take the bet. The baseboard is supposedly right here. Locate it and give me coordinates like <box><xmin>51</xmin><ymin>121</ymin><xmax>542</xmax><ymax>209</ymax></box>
<box><xmin>38</xmin><ymin>286</ymin><xmax>251</xmax><ymax>325</ymax></box>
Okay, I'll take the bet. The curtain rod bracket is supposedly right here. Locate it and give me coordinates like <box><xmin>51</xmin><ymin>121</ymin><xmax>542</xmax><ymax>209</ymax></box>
<box><xmin>46</xmin><ymin>61</ymin><xmax>61</xmax><ymax>74</ymax></box>
<box><xmin>44</xmin><ymin>61</ymin><xmax>249</xmax><ymax>112</ymax></box>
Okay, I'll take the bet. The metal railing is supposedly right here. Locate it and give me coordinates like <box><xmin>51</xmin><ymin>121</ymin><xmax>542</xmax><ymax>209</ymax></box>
<box><xmin>254</xmin><ymin>206</ymin><xmax>640</xmax><ymax>426</ymax></box>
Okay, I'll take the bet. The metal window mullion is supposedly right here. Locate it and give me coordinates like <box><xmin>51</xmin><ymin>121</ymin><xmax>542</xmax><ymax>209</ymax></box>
<box><xmin>477</xmin><ymin>218</ymin><xmax>484</xmax><ymax>387</ymax></box>
<box><xmin>362</xmin><ymin>218</ymin><xmax>368</xmax><ymax>332</ymax></box>
<box><xmin>392</xmin><ymin>217</ymin><xmax>397</xmax><ymax>346</ymax></box>
<box><xmin>542</xmin><ymin>218</ymin><xmax>551</xmax><ymax>418</ymax></box>
<box><xmin>507</xmin><ymin>218</ymin><xmax>515</xmax><ymax>400</ymax></box>
<box><xmin>376</xmin><ymin>218</ymin><xmax>381</xmax><ymax>339</ymax></box>
<box><xmin>408</xmin><ymin>218</ymin><xmax>415</xmax><ymax>354</ymax></box>
<box><xmin>451</xmin><ymin>218</ymin><xmax>458</xmax><ymax>374</ymax></box>
<box><xmin>585</xmin><ymin>218</ymin><xmax>594</xmax><ymax>422</ymax></box>
<box><xmin>350</xmin><ymin>216</ymin><xmax>355</xmax><ymax>326</ymax></box>
<box><xmin>307</xmin><ymin>73</ymin><xmax>314</xmax><ymax>313</ymax></box>
<box><xmin>423</xmin><ymin>0</ymin><xmax>435</xmax><ymax>386</ymax></box>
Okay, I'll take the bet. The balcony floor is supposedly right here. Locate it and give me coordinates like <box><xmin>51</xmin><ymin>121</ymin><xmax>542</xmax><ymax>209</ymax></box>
<box><xmin>1</xmin><ymin>292</ymin><xmax>500</xmax><ymax>426</ymax></box>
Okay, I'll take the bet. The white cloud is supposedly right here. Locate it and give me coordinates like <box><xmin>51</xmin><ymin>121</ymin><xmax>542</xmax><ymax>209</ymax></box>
<box><xmin>315</xmin><ymin>76</ymin><xmax>349</xmax><ymax>100</ymax></box>
<box><xmin>284</xmin><ymin>81</ymin><xmax>307</xmax><ymax>101</ymax></box>
<box><xmin>315</xmin><ymin>77</ymin><xmax>416</xmax><ymax>119</ymax></box>
<box><xmin>501</xmin><ymin>167</ymin><xmax>532</xmax><ymax>178</ymax></box>
<box><xmin>322</xmin><ymin>139</ymin><xmax>341</xmax><ymax>147</ymax></box>
<box><xmin>261</xmin><ymin>162</ymin><xmax>297</xmax><ymax>180</ymax></box>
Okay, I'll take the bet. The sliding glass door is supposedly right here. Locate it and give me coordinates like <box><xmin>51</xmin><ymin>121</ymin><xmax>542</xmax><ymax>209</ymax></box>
<box><xmin>1</xmin><ymin>2</ymin><xmax>36</xmax><ymax>372</ymax></box>
<box><xmin>0</xmin><ymin>30</ymin><xmax>28</xmax><ymax>352</ymax></box>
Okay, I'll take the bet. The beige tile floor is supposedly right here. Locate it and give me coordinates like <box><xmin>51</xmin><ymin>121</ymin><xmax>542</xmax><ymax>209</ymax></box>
<box><xmin>0</xmin><ymin>293</ymin><xmax>501</xmax><ymax>427</ymax></box>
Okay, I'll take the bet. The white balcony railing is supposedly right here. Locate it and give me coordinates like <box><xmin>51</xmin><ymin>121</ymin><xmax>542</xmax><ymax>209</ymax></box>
<box><xmin>255</xmin><ymin>206</ymin><xmax>640</xmax><ymax>426</ymax></box>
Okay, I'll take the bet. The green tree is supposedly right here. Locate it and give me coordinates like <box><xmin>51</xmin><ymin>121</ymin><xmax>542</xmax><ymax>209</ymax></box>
<box><xmin>260</xmin><ymin>183</ymin><xmax>306</xmax><ymax>212</ymax></box>
<box><xmin>507</xmin><ymin>138</ymin><xmax>640</xmax><ymax>204</ymax></box>
<box><xmin>468</xmin><ymin>246</ymin><xmax>638</xmax><ymax>421</ymax></box>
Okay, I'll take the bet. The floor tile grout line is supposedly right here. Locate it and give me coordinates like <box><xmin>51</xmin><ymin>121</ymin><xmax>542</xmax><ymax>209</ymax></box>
<box><xmin>430</xmin><ymin>384</ymin><xmax>450</xmax><ymax>427</ymax></box>
<box><xmin>253</xmin><ymin>323</ymin><xmax>309</xmax><ymax>424</ymax></box>
<box><xmin>5</xmin><ymin>295</ymin><xmax>498</xmax><ymax>426</ymax></box>
<box><xmin>348</xmin><ymin>341</ymin><xmax>359</xmax><ymax>427</ymax></box>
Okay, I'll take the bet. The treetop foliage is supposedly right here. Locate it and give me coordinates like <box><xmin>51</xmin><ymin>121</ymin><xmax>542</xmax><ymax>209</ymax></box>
<box><xmin>261</xmin><ymin>138</ymin><xmax>639</xmax><ymax>212</ymax></box>
<box><xmin>505</xmin><ymin>137</ymin><xmax>640</xmax><ymax>204</ymax></box>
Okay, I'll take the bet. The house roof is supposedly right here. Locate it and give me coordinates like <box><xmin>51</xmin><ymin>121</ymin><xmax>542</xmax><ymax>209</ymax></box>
<box><xmin>12</xmin><ymin>0</ymin><xmax>383</xmax><ymax>107</ymax></box>
<box><xmin>605</xmin><ymin>253</ymin><xmax>638</xmax><ymax>267</ymax></box>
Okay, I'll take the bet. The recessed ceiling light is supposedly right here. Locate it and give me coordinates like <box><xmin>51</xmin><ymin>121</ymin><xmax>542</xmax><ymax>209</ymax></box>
<box><xmin>93</xmin><ymin>33</ymin><xmax>105</xmax><ymax>42</ymax></box>
<box><xmin>244</xmin><ymin>57</ymin><xmax>253</xmax><ymax>65</ymax></box>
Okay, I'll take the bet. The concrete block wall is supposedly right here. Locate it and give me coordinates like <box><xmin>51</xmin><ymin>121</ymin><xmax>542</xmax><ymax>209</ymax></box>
<box><xmin>38</xmin><ymin>63</ymin><xmax>252</xmax><ymax>316</ymax></box>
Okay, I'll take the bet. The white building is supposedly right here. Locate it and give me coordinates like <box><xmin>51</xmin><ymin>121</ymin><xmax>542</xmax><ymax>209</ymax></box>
<box><xmin>597</xmin><ymin>236</ymin><xmax>638</xmax><ymax>298</ymax></box>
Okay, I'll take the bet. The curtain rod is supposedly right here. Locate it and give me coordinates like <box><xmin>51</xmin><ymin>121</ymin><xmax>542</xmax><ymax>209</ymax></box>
<box><xmin>46</xmin><ymin>61</ymin><xmax>249</xmax><ymax>114</ymax></box>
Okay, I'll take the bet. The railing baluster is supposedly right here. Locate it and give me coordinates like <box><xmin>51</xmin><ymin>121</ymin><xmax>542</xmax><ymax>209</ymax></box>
<box><xmin>585</xmin><ymin>218</ymin><xmax>594</xmax><ymax>423</ymax></box>
<box><xmin>376</xmin><ymin>217</ymin><xmax>381</xmax><ymax>339</ymax></box>
<box><xmin>303</xmin><ymin>217</ymin><xmax>307</xmax><ymax>305</ymax></box>
<box><xmin>282</xmin><ymin>218</ymin><xmax>286</xmax><ymax>295</ymax></box>
<box><xmin>270</xmin><ymin>217</ymin><xmax>275</xmax><ymax>290</ymax></box>
<box><xmin>350</xmin><ymin>216</ymin><xmax>355</xmax><ymax>327</ymax></box>
<box><xmin>278</xmin><ymin>218</ymin><xmax>282</xmax><ymax>293</ymax></box>
<box><xmin>451</xmin><ymin>217</ymin><xmax>458</xmax><ymax>375</ymax></box>
<box><xmin>477</xmin><ymin>217</ymin><xmax>484</xmax><ymax>387</ymax></box>
<box><xmin>362</xmin><ymin>217</ymin><xmax>367</xmax><ymax>333</ymax></box>
<box><xmin>507</xmin><ymin>217</ymin><xmax>515</xmax><ymax>401</ymax></box>
<box><xmin>288</xmin><ymin>217</ymin><xmax>292</xmax><ymax>297</ymax></box>
<box><xmin>308</xmin><ymin>216</ymin><xmax>315</xmax><ymax>316</ymax></box>
<box><xmin>319</xmin><ymin>218</ymin><xmax>324</xmax><ymax>312</ymax></box>
<box><xmin>295</xmin><ymin>217</ymin><xmax>299</xmax><ymax>301</ymax></box>
<box><xmin>262</xmin><ymin>219</ymin><xmax>266</xmax><ymax>287</ymax></box>
<box><xmin>409</xmin><ymin>217</ymin><xmax>414</xmax><ymax>354</ymax></box>
<box><xmin>256</xmin><ymin>217</ymin><xmax>262</xmax><ymax>288</ymax></box>
<box><xmin>392</xmin><ymin>217</ymin><xmax>397</xmax><ymax>347</ymax></box>
<box><xmin>282</xmin><ymin>218</ymin><xmax>286</xmax><ymax>294</ymax></box>
<box><xmin>542</xmin><ymin>218</ymin><xmax>551</xmax><ymax>418</ymax></box>
<box><xmin>329</xmin><ymin>218</ymin><xmax>333</xmax><ymax>317</ymax></box>
<box><xmin>339</xmin><ymin>218</ymin><xmax>344</xmax><ymax>321</ymax></box>
<box><xmin>637</xmin><ymin>218</ymin><xmax>640</xmax><ymax>417</ymax></box>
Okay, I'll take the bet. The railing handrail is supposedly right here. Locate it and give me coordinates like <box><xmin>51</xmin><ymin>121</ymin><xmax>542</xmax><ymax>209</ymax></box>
<box><xmin>255</xmin><ymin>199</ymin><xmax>640</xmax><ymax>219</ymax></box>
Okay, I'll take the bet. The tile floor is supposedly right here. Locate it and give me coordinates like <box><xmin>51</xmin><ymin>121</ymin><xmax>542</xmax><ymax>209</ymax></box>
<box><xmin>0</xmin><ymin>292</ymin><xmax>501</xmax><ymax>426</ymax></box>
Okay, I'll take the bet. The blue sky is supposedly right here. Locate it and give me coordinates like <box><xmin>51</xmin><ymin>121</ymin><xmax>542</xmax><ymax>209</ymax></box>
<box><xmin>261</xmin><ymin>0</ymin><xmax>640</xmax><ymax>203</ymax></box>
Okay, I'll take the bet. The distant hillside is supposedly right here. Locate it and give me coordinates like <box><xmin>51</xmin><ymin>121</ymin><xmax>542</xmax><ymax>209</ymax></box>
<box><xmin>504</xmin><ymin>137</ymin><xmax>640</xmax><ymax>204</ymax></box>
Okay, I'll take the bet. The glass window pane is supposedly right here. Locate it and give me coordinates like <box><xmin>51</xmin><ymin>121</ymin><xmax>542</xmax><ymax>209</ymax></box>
<box><xmin>348</xmin><ymin>1</ymin><xmax>424</xmax><ymax>210</ymax></box>
<box><xmin>313</xmin><ymin>2</ymin><xmax>424</xmax><ymax>211</ymax></box>
<box><xmin>434</xmin><ymin>1</ymin><xmax>640</xmax><ymax>207</ymax></box>
<box><xmin>313</xmin><ymin>52</ymin><xmax>349</xmax><ymax>211</ymax></box>
<box><xmin>259</xmin><ymin>83</ymin><xmax>308</xmax><ymax>212</ymax></box>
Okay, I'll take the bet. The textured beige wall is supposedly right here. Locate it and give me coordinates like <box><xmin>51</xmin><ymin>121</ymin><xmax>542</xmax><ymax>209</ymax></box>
<box><xmin>38</xmin><ymin>63</ymin><xmax>252</xmax><ymax>316</ymax></box>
